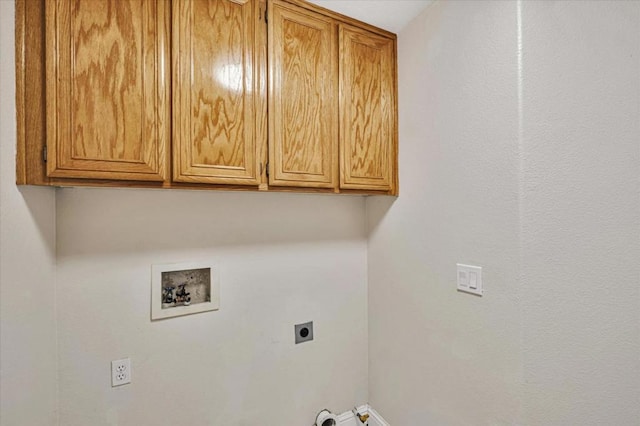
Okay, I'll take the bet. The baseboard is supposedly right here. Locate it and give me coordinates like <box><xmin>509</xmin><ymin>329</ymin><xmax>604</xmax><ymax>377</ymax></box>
<box><xmin>336</xmin><ymin>405</ymin><xmax>390</xmax><ymax>426</ymax></box>
<box><xmin>366</xmin><ymin>407</ymin><xmax>390</xmax><ymax>426</ymax></box>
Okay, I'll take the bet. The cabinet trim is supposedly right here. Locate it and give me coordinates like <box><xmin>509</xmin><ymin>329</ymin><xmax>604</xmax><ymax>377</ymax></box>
<box><xmin>279</xmin><ymin>0</ymin><xmax>396</xmax><ymax>40</ymax></box>
<box><xmin>16</xmin><ymin>0</ymin><xmax>49</xmax><ymax>185</ymax></box>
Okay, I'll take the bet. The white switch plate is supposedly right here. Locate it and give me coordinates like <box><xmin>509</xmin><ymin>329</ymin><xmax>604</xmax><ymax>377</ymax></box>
<box><xmin>457</xmin><ymin>264</ymin><xmax>483</xmax><ymax>296</ymax></box>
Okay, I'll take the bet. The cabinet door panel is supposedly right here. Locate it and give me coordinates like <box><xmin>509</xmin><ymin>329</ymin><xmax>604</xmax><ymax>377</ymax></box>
<box><xmin>340</xmin><ymin>25</ymin><xmax>396</xmax><ymax>191</ymax></box>
<box><xmin>268</xmin><ymin>0</ymin><xmax>338</xmax><ymax>188</ymax></box>
<box><xmin>46</xmin><ymin>0</ymin><xmax>169</xmax><ymax>181</ymax></box>
<box><xmin>173</xmin><ymin>0</ymin><xmax>262</xmax><ymax>185</ymax></box>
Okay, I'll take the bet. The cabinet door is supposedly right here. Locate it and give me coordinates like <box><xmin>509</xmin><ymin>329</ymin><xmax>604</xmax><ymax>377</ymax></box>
<box><xmin>340</xmin><ymin>25</ymin><xmax>396</xmax><ymax>192</ymax></box>
<box><xmin>268</xmin><ymin>0</ymin><xmax>338</xmax><ymax>188</ymax></box>
<box><xmin>173</xmin><ymin>0</ymin><xmax>264</xmax><ymax>185</ymax></box>
<box><xmin>45</xmin><ymin>0</ymin><xmax>170</xmax><ymax>181</ymax></box>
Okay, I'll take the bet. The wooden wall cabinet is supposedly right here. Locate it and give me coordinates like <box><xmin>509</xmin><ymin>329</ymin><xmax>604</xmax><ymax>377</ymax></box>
<box><xmin>268</xmin><ymin>0</ymin><xmax>397</xmax><ymax>193</ymax></box>
<box><xmin>173</xmin><ymin>0</ymin><xmax>265</xmax><ymax>186</ymax></box>
<box><xmin>339</xmin><ymin>25</ymin><xmax>396</xmax><ymax>192</ymax></box>
<box><xmin>16</xmin><ymin>0</ymin><xmax>398</xmax><ymax>195</ymax></box>
<box><xmin>268</xmin><ymin>0</ymin><xmax>338</xmax><ymax>189</ymax></box>
<box><xmin>45</xmin><ymin>0</ymin><xmax>170</xmax><ymax>182</ymax></box>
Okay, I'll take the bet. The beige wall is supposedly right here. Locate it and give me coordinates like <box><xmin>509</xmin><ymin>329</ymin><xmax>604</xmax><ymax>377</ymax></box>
<box><xmin>520</xmin><ymin>1</ymin><xmax>640</xmax><ymax>422</ymax></box>
<box><xmin>55</xmin><ymin>188</ymin><xmax>368</xmax><ymax>425</ymax></box>
<box><xmin>368</xmin><ymin>1</ymin><xmax>640</xmax><ymax>424</ymax></box>
<box><xmin>0</xmin><ymin>1</ymin><xmax>58</xmax><ymax>425</ymax></box>
<box><xmin>368</xmin><ymin>1</ymin><xmax>522</xmax><ymax>423</ymax></box>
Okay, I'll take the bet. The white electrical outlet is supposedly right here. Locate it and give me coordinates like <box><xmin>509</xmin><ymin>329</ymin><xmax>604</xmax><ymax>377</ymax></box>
<box><xmin>111</xmin><ymin>358</ymin><xmax>131</xmax><ymax>387</ymax></box>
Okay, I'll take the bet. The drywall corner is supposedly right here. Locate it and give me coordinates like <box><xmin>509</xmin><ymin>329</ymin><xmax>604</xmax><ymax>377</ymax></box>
<box><xmin>0</xmin><ymin>1</ymin><xmax>58</xmax><ymax>425</ymax></box>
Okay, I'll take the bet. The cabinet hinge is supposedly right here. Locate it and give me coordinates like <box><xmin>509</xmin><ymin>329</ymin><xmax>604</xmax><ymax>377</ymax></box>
<box><xmin>43</xmin><ymin>146</ymin><xmax>47</xmax><ymax>163</ymax></box>
<box><xmin>260</xmin><ymin>4</ymin><xmax>268</xmax><ymax>23</ymax></box>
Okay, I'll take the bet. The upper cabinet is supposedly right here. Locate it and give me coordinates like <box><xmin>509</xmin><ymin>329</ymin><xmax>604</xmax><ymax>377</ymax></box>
<box><xmin>268</xmin><ymin>0</ymin><xmax>338</xmax><ymax>189</ymax></box>
<box><xmin>17</xmin><ymin>0</ymin><xmax>398</xmax><ymax>195</ymax></box>
<box><xmin>173</xmin><ymin>0</ymin><xmax>265</xmax><ymax>185</ymax></box>
<box><xmin>45</xmin><ymin>0</ymin><xmax>170</xmax><ymax>181</ymax></box>
<box><xmin>339</xmin><ymin>25</ymin><xmax>396</xmax><ymax>192</ymax></box>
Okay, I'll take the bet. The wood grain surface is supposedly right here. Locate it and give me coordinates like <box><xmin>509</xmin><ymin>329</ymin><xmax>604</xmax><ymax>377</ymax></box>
<box><xmin>339</xmin><ymin>24</ymin><xmax>395</xmax><ymax>191</ymax></box>
<box><xmin>268</xmin><ymin>0</ymin><xmax>338</xmax><ymax>188</ymax></box>
<box><xmin>19</xmin><ymin>0</ymin><xmax>397</xmax><ymax>195</ymax></box>
<box><xmin>173</xmin><ymin>0</ymin><xmax>263</xmax><ymax>185</ymax></box>
<box><xmin>46</xmin><ymin>0</ymin><xmax>170</xmax><ymax>181</ymax></box>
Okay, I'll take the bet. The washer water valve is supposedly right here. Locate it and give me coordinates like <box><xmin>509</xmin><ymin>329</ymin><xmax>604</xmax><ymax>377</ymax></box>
<box><xmin>352</xmin><ymin>407</ymin><xmax>369</xmax><ymax>424</ymax></box>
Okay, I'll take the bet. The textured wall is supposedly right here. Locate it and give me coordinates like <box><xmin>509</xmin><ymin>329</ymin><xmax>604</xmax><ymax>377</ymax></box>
<box><xmin>55</xmin><ymin>188</ymin><xmax>368</xmax><ymax>426</ymax></box>
<box><xmin>520</xmin><ymin>1</ymin><xmax>640</xmax><ymax>423</ymax></box>
<box><xmin>368</xmin><ymin>1</ymin><xmax>522</xmax><ymax>424</ymax></box>
<box><xmin>0</xmin><ymin>1</ymin><xmax>58</xmax><ymax>424</ymax></box>
<box><xmin>368</xmin><ymin>0</ymin><xmax>639</xmax><ymax>425</ymax></box>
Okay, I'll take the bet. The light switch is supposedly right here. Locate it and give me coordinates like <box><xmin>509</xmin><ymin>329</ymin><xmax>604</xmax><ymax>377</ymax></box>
<box><xmin>457</xmin><ymin>264</ymin><xmax>482</xmax><ymax>296</ymax></box>
<box><xmin>469</xmin><ymin>272</ymin><xmax>477</xmax><ymax>289</ymax></box>
<box><xmin>458</xmin><ymin>270</ymin><xmax>468</xmax><ymax>288</ymax></box>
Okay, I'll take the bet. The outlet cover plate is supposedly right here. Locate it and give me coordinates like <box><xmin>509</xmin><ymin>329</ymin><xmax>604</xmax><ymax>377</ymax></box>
<box><xmin>295</xmin><ymin>321</ymin><xmax>313</xmax><ymax>344</ymax></box>
<box><xmin>111</xmin><ymin>358</ymin><xmax>131</xmax><ymax>387</ymax></box>
<box><xmin>457</xmin><ymin>264</ymin><xmax>483</xmax><ymax>296</ymax></box>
